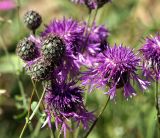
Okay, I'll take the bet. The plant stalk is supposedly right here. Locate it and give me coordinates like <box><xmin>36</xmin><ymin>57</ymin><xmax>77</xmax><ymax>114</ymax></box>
<box><xmin>83</xmin><ymin>96</ymin><xmax>110</xmax><ymax>138</ymax></box>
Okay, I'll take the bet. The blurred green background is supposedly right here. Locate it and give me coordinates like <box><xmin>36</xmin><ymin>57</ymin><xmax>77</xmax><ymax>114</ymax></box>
<box><xmin>0</xmin><ymin>0</ymin><xmax>160</xmax><ymax>138</ymax></box>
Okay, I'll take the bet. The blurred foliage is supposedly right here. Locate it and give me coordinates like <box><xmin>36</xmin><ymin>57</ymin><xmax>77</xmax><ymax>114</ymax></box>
<box><xmin>0</xmin><ymin>0</ymin><xmax>160</xmax><ymax>138</ymax></box>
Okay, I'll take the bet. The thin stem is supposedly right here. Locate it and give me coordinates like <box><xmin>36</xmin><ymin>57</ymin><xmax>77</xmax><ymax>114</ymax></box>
<box><xmin>18</xmin><ymin>80</ymin><xmax>28</xmax><ymax>109</ymax></box>
<box><xmin>19</xmin><ymin>120</ymin><xmax>28</xmax><ymax>138</ymax></box>
<box><xmin>19</xmin><ymin>86</ymin><xmax>45</xmax><ymax>138</ymax></box>
<box><xmin>31</xmin><ymin>79</ymin><xmax>46</xmax><ymax>110</ymax></box>
<box><xmin>82</xmin><ymin>9</ymin><xmax>98</xmax><ymax>53</ymax></box>
<box><xmin>29</xmin><ymin>87</ymin><xmax>46</xmax><ymax>120</ymax></box>
<box><xmin>31</xmin><ymin>79</ymin><xmax>40</xmax><ymax>99</ymax></box>
<box><xmin>84</xmin><ymin>11</ymin><xmax>92</xmax><ymax>36</ymax></box>
<box><xmin>91</xmin><ymin>9</ymin><xmax>98</xmax><ymax>28</ymax></box>
<box><xmin>156</xmin><ymin>80</ymin><xmax>160</xmax><ymax>121</ymax></box>
<box><xmin>19</xmin><ymin>88</ymin><xmax>35</xmax><ymax>138</ymax></box>
<box><xmin>83</xmin><ymin>96</ymin><xmax>110</xmax><ymax>138</ymax></box>
<box><xmin>85</xmin><ymin>9</ymin><xmax>98</xmax><ymax>45</ymax></box>
<box><xmin>155</xmin><ymin>80</ymin><xmax>160</xmax><ymax>137</ymax></box>
<box><xmin>32</xmin><ymin>30</ymin><xmax>36</xmax><ymax>36</ymax></box>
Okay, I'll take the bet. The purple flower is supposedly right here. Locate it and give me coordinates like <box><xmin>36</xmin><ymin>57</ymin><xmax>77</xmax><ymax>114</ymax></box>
<box><xmin>82</xmin><ymin>45</ymin><xmax>150</xmax><ymax>99</ymax></box>
<box><xmin>41</xmin><ymin>18</ymin><xmax>85</xmax><ymax>76</ymax></box>
<box><xmin>71</xmin><ymin>0</ymin><xmax>111</xmax><ymax>10</ymax></box>
<box><xmin>77</xmin><ymin>23</ymin><xmax>109</xmax><ymax>67</ymax></box>
<box><xmin>44</xmin><ymin>81</ymin><xmax>95</xmax><ymax>137</ymax></box>
<box><xmin>42</xmin><ymin>18</ymin><xmax>84</xmax><ymax>54</ymax></box>
<box><xmin>0</xmin><ymin>0</ymin><xmax>16</xmax><ymax>11</ymax></box>
<box><xmin>84</xmin><ymin>23</ymin><xmax>109</xmax><ymax>55</ymax></box>
<box><xmin>140</xmin><ymin>35</ymin><xmax>160</xmax><ymax>80</ymax></box>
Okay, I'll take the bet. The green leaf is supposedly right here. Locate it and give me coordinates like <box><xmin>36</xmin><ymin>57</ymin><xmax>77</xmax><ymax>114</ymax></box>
<box><xmin>31</xmin><ymin>101</ymin><xmax>38</xmax><ymax>111</ymax></box>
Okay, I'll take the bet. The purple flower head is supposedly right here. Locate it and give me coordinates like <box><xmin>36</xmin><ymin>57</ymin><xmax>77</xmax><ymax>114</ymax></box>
<box><xmin>77</xmin><ymin>23</ymin><xmax>109</xmax><ymax>67</ymax></box>
<box><xmin>0</xmin><ymin>0</ymin><xmax>16</xmax><ymax>11</ymax></box>
<box><xmin>71</xmin><ymin>0</ymin><xmax>111</xmax><ymax>10</ymax></box>
<box><xmin>140</xmin><ymin>35</ymin><xmax>160</xmax><ymax>80</ymax></box>
<box><xmin>82</xmin><ymin>45</ymin><xmax>150</xmax><ymax>99</ymax></box>
<box><xmin>44</xmin><ymin>81</ymin><xmax>95</xmax><ymax>137</ymax></box>
<box><xmin>41</xmin><ymin>18</ymin><xmax>85</xmax><ymax>76</ymax></box>
<box><xmin>84</xmin><ymin>23</ymin><xmax>109</xmax><ymax>55</ymax></box>
<box><xmin>42</xmin><ymin>18</ymin><xmax>84</xmax><ymax>54</ymax></box>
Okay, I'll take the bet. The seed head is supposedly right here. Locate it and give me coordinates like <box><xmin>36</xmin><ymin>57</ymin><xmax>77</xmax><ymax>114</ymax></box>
<box><xmin>16</xmin><ymin>37</ymin><xmax>38</xmax><ymax>61</ymax></box>
<box><xmin>24</xmin><ymin>10</ymin><xmax>42</xmax><ymax>31</ymax></box>
<box><xmin>29</xmin><ymin>59</ymin><xmax>52</xmax><ymax>81</ymax></box>
<box><xmin>41</xmin><ymin>35</ymin><xmax>65</xmax><ymax>65</ymax></box>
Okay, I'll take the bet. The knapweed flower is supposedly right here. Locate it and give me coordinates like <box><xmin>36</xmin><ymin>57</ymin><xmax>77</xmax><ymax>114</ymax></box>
<box><xmin>77</xmin><ymin>23</ymin><xmax>109</xmax><ymax>67</ymax></box>
<box><xmin>0</xmin><ymin>0</ymin><xmax>15</xmax><ymax>11</ymax></box>
<box><xmin>140</xmin><ymin>35</ymin><xmax>160</xmax><ymax>80</ymax></box>
<box><xmin>82</xmin><ymin>45</ymin><xmax>150</xmax><ymax>99</ymax></box>
<box><xmin>44</xmin><ymin>81</ymin><xmax>95</xmax><ymax>137</ymax></box>
<box><xmin>71</xmin><ymin>0</ymin><xmax>111</xmax><ymax>10</ymax></box>
<box><xmin>84</xmin><ymin>23</ymin><xmax>109</xmax><ymax>55</ymax></box>
<box><xmin>41</xmin><ymin>18</ymin><xmax>84</xmax><ymax>53</ymax></box>
<box><xmin>41</xmin><ymin>18</ymin><xmax>85</xmax><ymax>76</ymax></box>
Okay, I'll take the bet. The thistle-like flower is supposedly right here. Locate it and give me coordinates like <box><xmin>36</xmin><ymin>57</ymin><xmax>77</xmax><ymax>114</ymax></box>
<box><xmin>44</xmin><ymin>81</ymin><xmax>95</xmax><ymax>137</ymax></box>
<box><xmin>41</xmin><ymin>18</ymin><xmax>85</xmax><ymax>76</ymax></box>
<box><xmin>84</xmin><ymin>23</ymin><xmax>109</xmax><ymax>55</ymax></box>
<box><xmin>82</xmin><ymin>45</ymin><xmax>150</xmax><ymax>99</ymax></box>
<box><xmin>140</xmin><ymin>35</ymin><xmax>160</xmax><ymax>80</ymax></box>
<box><xmin>77</xmin><ymin>23</ymin><xmax>109</xmax><ymax>67</ymax></box>
<box><xmin>41</xmin><ymin>18</ymin><xmax>84</xmax><ymax>53</ymax></box>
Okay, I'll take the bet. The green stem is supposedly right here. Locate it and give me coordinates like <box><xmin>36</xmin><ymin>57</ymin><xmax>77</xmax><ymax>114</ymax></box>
<box><xmin>18</xmin><ymin>80</ymin><xmax>28</xmax><ymax>109</ymax></box>
<box><xmin>86</xmin><ymin>9</ymin><xmax>98</xmax><ymax>41</ymax></box>
<box><xmin>19</xmin><ymin>119</ymin><xmax>28</xmax><ymax>138</ymax></box>
<box><xmin>31</xmin><ymin>79</ymin><xmax>46</xmax><ymax>108</ymax></box>
<box><xmin>31</xmin><ymin>79</ymin><xmax>40</xmax><ymax>99</ymax></box>
<box><xmin>156</xmin><ymin>80</ymin><xmax>160</xmax><ymax>121</ymax></box>
<box><xmin>155</xmin><ymin>80</ymin><xmax>160</xmax><ymax>137</ymax></box>
<box><xmin>82</xmin><ymin>9</ymin><xmax>98</xmax><ymax>53</ymax></box>
<box><xmin>19</xmin><ymin>95</ymin><xmax>44</xmax><ymax>138</ymax></box>
<box><xmin>29</xmin><ymin>87</ymin><xmax>46</xmax><ymax>120</ymax></box>
<box><xmin>32</xmin><ymin>30</ymin><xmax>36</xmax><ymax>36</ymax></box>
<box><xmin>19</xmin><ymin>87</ymin><xmax>45</xmax><ymax>138</ymax></box>
<box><xmin>19</xmin><ymin>86</ymin><xmax>35</xmax><ymax>138</ymax></box>
<box><xmin>84</xmin><ymin>11</ymin><xmax>92</xmax><ymax>36</ymax></box>
<box><xmin>83</xmin><ymin>96</ymin><xmax>110</xmax><ymax>138</ymax></box>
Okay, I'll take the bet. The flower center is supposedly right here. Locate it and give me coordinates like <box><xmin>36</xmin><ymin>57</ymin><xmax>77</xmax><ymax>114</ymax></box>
<box><xmin>115</xmin><ymin>71</ymin><xmax>129</xmax><ymax>88</ymax></box>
